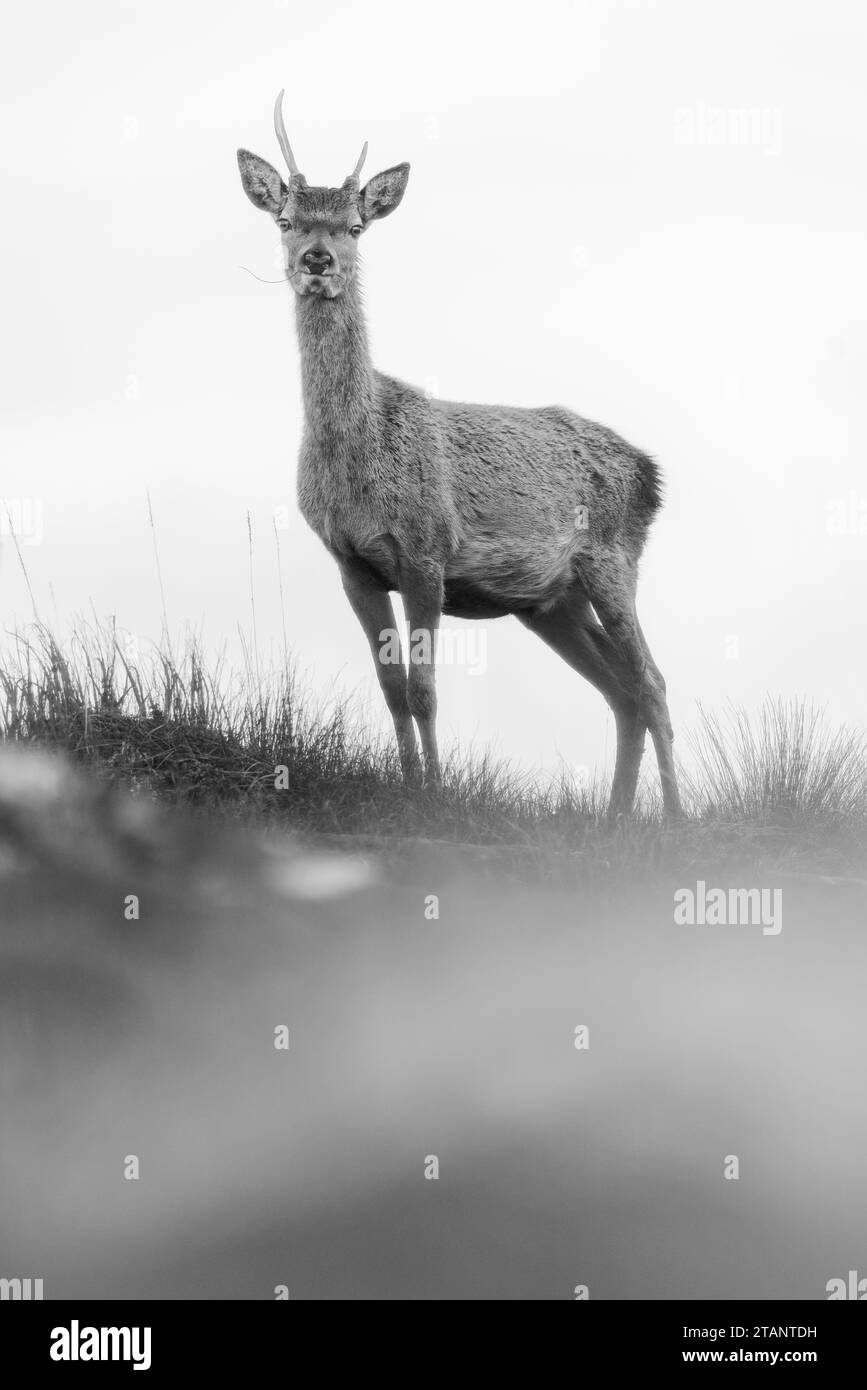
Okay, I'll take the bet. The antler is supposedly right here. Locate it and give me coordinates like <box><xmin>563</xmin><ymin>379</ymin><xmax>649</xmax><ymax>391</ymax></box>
<box><xmin>274</xmin><ymin>90</ymin><xmax>367</xmax><ymax>191</ymax></box>
<box><xmin>348</xmin><ymin>141</ymin><xmax>368</xmax><ymax>185</ymax></box>
<box><xmin>273</xmin><ymin>89</ymin><xmax>302</xmax><ymax>178</ymax></box>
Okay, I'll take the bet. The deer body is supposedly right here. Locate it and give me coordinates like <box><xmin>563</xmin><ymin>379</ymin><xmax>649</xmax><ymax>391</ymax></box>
<box><xmin>239</xmin><ymin>96</ymin><xmax>682</xmax><ymax>816</ymax></box>
<box><xmin>297</xmin><ymin>297</ymin><xmax>655</xmax><ymax>618</ymax></box>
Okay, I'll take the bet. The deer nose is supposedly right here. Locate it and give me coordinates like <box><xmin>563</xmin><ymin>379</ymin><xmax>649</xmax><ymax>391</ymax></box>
<box><xmin>303</xmin><ymin>247</ymin><xmax>332</xmax><ymax>274</ymax></box>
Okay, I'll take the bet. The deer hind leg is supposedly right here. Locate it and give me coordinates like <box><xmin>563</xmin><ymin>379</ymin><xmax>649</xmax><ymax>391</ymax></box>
<box><xmin>400</xmin><ymin>560</ymin><xmax>444</xmax><ymax>788</ymax></box>
<box><xmin>635</xmin><ymin>619</ymin><xmax>682</xmax><ymax>818</ymax></box>
<box><xmin>340</xmin><ymin>561</ymin><xmax>422</xmax><ymax>785</ymax></box>
<box><xmin>520</xmin><ymin>593</ymin><xmax>647</xmax><ymax>817</ymax></box>
<box><xmin>578</xmin><ymin>555</ymin><xmax>682</xmax><ymax>819</ymax></box>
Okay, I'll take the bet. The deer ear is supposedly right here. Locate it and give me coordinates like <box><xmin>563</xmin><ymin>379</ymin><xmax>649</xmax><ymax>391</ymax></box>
<box><xmin>237</xmin><ymin>149</ymin><xmax>287</xmax><ymax>217</ymax></box>
<box><xmin>359</xmin><ymin>163</ymin><xmax>410</xmax><ymax>224</ymax></box>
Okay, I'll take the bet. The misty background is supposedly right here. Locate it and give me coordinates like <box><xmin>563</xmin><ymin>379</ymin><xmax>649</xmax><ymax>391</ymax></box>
<box><xmin>2</xmin><ymin>0</ymin><xmax>865</xmax><ymax>779</ymax></box>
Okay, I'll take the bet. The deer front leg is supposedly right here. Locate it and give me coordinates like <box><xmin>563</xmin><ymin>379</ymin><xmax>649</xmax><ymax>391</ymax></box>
<box><xmin>339</xmin><ymin>561</ymin><xmax>422</xmax><ymax>784</ymax></box>
<box><xmin>401</xmin><ymin>561</ymin><xmax>444</xmax><ymax>788</ymax></box>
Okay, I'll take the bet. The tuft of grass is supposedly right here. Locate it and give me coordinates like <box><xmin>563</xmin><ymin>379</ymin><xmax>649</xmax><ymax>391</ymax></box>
<box><xmin>0</xmin><ymin>619</ymin><xmax>605</xmax><ymax>834</ymax></box>
<box><xmin>685</xmin><ymin>700</ymin><xmax>867</xmax><ymax>823</ymax></box>
<box><xmin>2</xmin><ymin>619</ymin><xmax>866</xmax><ymax>880</ymax></box>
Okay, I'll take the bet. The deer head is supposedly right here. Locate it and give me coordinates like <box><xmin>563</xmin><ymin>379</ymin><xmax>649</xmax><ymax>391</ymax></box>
<box><xmin>237</xmin><ymin>91</ymin><xmax>410</xmax><ymax>300</ymax></box>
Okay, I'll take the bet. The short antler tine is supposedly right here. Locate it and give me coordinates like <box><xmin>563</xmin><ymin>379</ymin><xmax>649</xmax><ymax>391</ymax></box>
<box><xmin>273</xmin><ymin>89</ymin><xmax>301</xmax><ymax>177</ymax></box>
<box><xmin>351</xmin><ymin>140</ymin><xmax>368</xmax><ymax>182</ymax></box>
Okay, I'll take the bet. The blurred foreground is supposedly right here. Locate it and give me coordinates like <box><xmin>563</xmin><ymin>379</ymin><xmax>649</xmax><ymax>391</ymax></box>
<box><xmin>1</xmin><ymin>745</ymin><xmax>865</xmax><ymax>1299</ymax></box>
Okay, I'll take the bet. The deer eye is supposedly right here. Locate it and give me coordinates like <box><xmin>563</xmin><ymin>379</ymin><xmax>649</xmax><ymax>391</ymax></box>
<box><xmin>278</xmin><ymin>218</ymin><xmax>291</xmax><ymax>232</ymax></box>
<box><xmin>348</xmin><ymin>225</ymin><xmax>363</xmax><ymax>238</ymax></box>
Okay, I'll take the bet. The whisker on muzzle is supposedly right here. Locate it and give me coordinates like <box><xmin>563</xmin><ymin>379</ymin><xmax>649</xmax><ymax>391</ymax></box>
<box><xmin>238</xmin><ymin>265</ymin><xmax>290</xmax><ymax>285</ymax></box>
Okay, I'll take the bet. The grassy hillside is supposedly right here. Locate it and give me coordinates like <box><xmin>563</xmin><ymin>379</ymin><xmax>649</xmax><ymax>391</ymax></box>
<box><xmin>1</xmin><ymin>618</ymin><xmax>866</xmax><ymax>881</ymax></box>
<box><xmin>2</xmin><ymin>621</ymin><xmax>867</xmax><ymax>1300</ymax></box>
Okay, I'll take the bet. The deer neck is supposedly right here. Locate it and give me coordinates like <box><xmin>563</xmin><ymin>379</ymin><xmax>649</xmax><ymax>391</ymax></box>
<box><xmin>294</xmin><ymin>279</ymin><xmax>376</xmax><ymax>456</ymax></box>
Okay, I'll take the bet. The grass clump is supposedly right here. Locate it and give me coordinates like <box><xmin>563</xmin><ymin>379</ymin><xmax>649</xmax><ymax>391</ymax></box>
<box><xmin>2</xmin><ymin>619</ymin><xmax>866</xmax><ymax>881</ymax></box>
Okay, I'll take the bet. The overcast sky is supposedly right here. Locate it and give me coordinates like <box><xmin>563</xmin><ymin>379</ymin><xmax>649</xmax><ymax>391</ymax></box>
<box><xmin>2</xmin><ymin>0</ymin><xmax>865</xmax><ymax>781</ymax></box>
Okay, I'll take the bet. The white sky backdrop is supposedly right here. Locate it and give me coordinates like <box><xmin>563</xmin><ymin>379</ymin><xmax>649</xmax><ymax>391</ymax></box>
<box><xmin>2</xmin><ymin>0</ymin><xmax>865</xmax><ymax>780</ymax></box>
